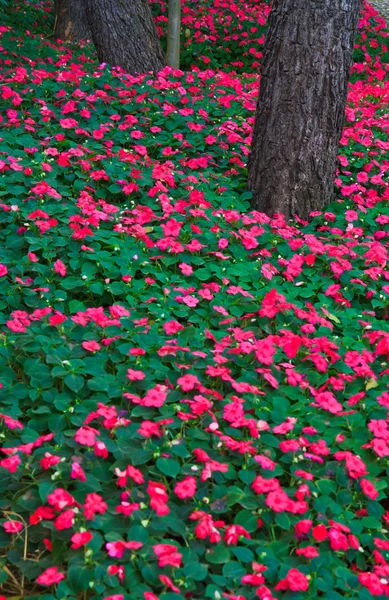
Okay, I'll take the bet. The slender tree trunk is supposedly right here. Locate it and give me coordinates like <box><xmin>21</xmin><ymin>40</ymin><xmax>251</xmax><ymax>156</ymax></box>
<box><xmin>54</xmin><ymin>0</ymin><xmax>91</xmax><ymax>41</ymax></box>
<box><xmin>167</xmin><ymin>0</ymin><xmax>181</xmax><ymax>69</ymax></box>
<box><xmin>247</xmin><ymin>0</ymin><xmax>362</xmax><ymax>220</ymax></box>
<box><xmin>84</xmin><ymin>0</ymin><xmax>166</xmax><ymax>76</ymax></box>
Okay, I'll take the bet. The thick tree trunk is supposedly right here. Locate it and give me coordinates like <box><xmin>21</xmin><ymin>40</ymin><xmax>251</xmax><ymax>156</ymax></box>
<box><xmin>247</xmin><ymin>0</ymin><xmax>362</xmax><ymax>220</ymax></box>
<box><xmin>54</xmin><ymin>0</ymin><xmax>91</xmax><ymax>41</ymax></box>
<box><xmin>166</xmin><ymin>0</ymin><xmax>181</xmax><ymax>69</ymax></box>
<box><xmin>84</xmin><ymin>0</ymin><xmax>166</xmax><ymax>76</ymax></box>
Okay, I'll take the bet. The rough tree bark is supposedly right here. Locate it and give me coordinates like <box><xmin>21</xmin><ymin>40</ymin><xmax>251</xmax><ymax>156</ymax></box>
<box><xmin>54</xmin><ymin>0</ymin><xmax>91</xmax><ymax>41</ymax></box>
<box><xmin>167</xmin><ymin>0</ymin><xmax>181</xmax><ymax>69</ymax></box>
<box><xmin>247</xmin><ymin>0</ymin><xmax>362</xmax><ymax>220</ymax></box>
<box><xmin>84</xmin><ymin>0</ymin><xmax>166</xmax><ymax>76</ymax></box>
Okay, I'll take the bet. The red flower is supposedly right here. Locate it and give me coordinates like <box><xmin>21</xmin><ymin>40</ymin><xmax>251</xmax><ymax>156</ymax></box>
<box><xmin>127</xmin><ymin>465</ymin><xmax>145</xmax><ymax>484</ymax></box>
<box><xmin>71</xmin><ymin>531</ymin><xmax>93</xmax><ymax>548</ymax></box>
<box><xmin>127</xmin><ymin>368</ymin><xmax>146</xmax><ymax>380</ymax></box>
<box><xmin>360</xmin><ymin>478</ymin><xmax>379</xmax><ymax>500</ymax></box>
<box><xmin>84</xmin><ymin>493</ymin><xmax>108</xmax><ymax>520</ymax></box>
<box><xmin>40</xmin><ymin>452</ymin><xmax>61</xmax><ymax>470</ymax></box>
<box><xmin>74</xmin><ymin>426</ymin><xmax>99</xmax><ymax>446</ymax></box>
<box><xmin>174</xmin><ymin>476</ymin><xmax>197</xmax><ymax>499</ymax></box>
<box><xmin>36</xmin><ymin>567</ymin><xmax>65</xmax><ymax>586</ymax></box>
<box><xmin>54</xmin><ymin>509</ymin><xmax>75</xmax><ymax>531</ymax></box>
<box><xmin>106</xmin><ymin>540</ymin><xmax>142</xmax><ymax>558</ymax></box>
<box><xmin>3</xmin><ymin>520</ymin><xmax>23</xmax><ymax>533</ymax></box>
<box><xmin>153</xmin><ymin>544</ymin><xmax>182</xmax><ymax>567</ymax></box>
<box><xmin>53</xmin><ymin>259</ymin><xmax>66</xmax><ymax>276</ymax></box>
<box><xmin>148</xmin><ymin>481</ymin><xmax>170</xmax><ymax>516</ymax></box>
<box><xmin>224</xmin><ymin>524</ymin><xmax>251</xmax><ymax>545</ymax></box>
<box><xmin>47</xmin><ymin>488</ymin><xmax>76</xmax><ymax>511</ymax></box>
<box><xmin>177</xmin><ymin>373</ymin><xmax>200</xmax><ymax>391</ymax></box>
<box><xmin>29</xmin><ymin>506</ymin><xmax>56</xmax><ymax>525</ymax></box>
<box><xmin>159</xmin><ymin>574</ymin><xmax>180</xmax><ymax>593</ymax></box>
<box><xmin>312</xmin><ymin>524</ymin><xmax>328</xmax><ymax>542</ymax></box>
<box><xmin>82</xmin><ymin>340</ymin><xmax>101</xmax><ymax>352</ymax></box>
<box><xmin>295</xmin><ymin>545</ymin><xmax>319</xmax><ymax>558</ymax></box>
<box><xmin>71</xmin><ymin>462</ymin><xmax>87</xmax><ymax>481</ymax></box>
<box><xmin>107</xmin><ymin>564</ymin><xmax>125</xmax><ymax>582</ymax></box>
<box><xmin>275</xmin><ymin>568</ymin><xmax>309</xmax><ymax>592</ymax></box>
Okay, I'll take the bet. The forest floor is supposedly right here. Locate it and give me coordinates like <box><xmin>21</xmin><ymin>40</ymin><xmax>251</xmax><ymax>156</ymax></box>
<box><xmin>0</xmin><ymin>1</ymin><xmax>388</xmax><ymax>600</ymax></box>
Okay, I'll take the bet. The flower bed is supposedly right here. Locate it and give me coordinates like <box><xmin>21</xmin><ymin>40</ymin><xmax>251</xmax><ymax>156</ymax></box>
<box><xmin>0</xmin><ymin>1</ymin><xmax>388</xmax><ymax>599</ymax></box>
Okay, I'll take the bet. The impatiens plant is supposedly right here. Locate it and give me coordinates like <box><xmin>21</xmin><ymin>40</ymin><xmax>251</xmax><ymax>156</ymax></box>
<box><xmin>0</xmin><ymin>0</ymin><xmax>388</xmax><ymax>599</ymax></box>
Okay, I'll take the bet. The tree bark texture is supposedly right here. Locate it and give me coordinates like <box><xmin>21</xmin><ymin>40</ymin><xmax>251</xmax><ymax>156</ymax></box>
<box><xmin>247</xmin><ymin>0</ymin><xmax>362</xmax><ymax>220</ymax></box>
<box><xmin>54</xmin><ymin>0</ymin><xmax>91</xmax><ymax>41</ymax></box>
<box><xmin>84</xmin><ymin>0</ymin><xmax>166</xmax><ymax>76</ymax></box>
<box><xmin>166</xmin><ymin>0</ymin><xmax>181</xmax><ymax>69</ymax></box>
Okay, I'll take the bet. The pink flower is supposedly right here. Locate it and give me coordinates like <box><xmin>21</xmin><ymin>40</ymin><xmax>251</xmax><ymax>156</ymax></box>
<box><xmin>182</xmin><ymin>295</ymin><xmax>199</xmax><ymax>307</ymax></box>
<box><xmin>179</xmin><ymin>262</ymin><xmax>193</xmax><ymax>275</ymax></box>
<box><xmin>40</xmin><ymin>452</ymin><xmax>61</xmax><ymax>470</ymax></box>
<box><xmin>360</xmin><ymin>478</ymin><xmax>379</xmax><ymax>500</ymax></box>
<box><xmin>3</xmin><ymin>520</ymin><xmax>23</xmax><ymax>533</ymax></box>
<box><xmin>74</xmin><ymin>426</ymin><xmax>99</xmax><ymax>446</ymax></box>
<box><xmin>153</xmin><ymin>544</ymin><xmax>182</xmax><ymax>567</ymax></box>
<box><xmin>296</xmin><ymin>545</ymin><xmax>319</xmax><ymax>558</ymax></box>
<box><xmin>47</xmin><ymin>488</ymin><xmax>76</xmax><ymax>511</ymax></box>
<box><xmin>49</xmin><ymin>311</ymin><xmax>67</xmax><ymax>326</ymax></box>
<box><xmin>224</xmin><ymin>524</ymin><xmax>251</xmax><ymax>545</ymax></box>
<box><xmin>163</xmin><ymin>320</ymin><xmax>184</xmax><ymax>335</ymax></box>
<box><xmin>106</xmin><ymin>540</ymin><xmax>143</xmax><ymax>558</ymax></box>
<box><xmin>127</xmin><ymin>368</ymin><xmax>145</xmax><ymax>381</ymax></box>
<box><xmin>177</xmin><ymin>374</ymin><xmax>200</xmax><ymax>391</ymax></box>
<box><xmin>54</xmin><ymin>509</ymin><xmax>75</xmax><ymax>530</ymax></box>
<box><xmin>53</xmin><ymin>259</ymin><xmax>66</xmax><ymax>276</ymax></box>
<box><xmin>71</xmin><ymin>531</ymin><xmax>93</xmax><ymax>549</ymax></box>
<box><xmin>36</xmin><ymin>567</ymin><xmax>65</xmax><ymax>586</ymax></box>
<box><xmin>0</xmin><ymin>455</ymin><xmax>21</xmax><ymax>473</ymax></box>
<box><xmin>0</xmin><ymin>264</ymin><xmax>8</xmax><ymax>277</ymax></box>
<box><xmin>60</xmin><ymin>118</ymin><xmax>78</xmax><ymax>128</ymax></box>
<box><xmin>159</xmin><ymin>574</ymin><xmax>180</xmax><ymax>593</ymax></box>
<box><xmin>174</xmin><ymin>476</ymin><xmax>197</xmax><ymax>499</ymax></box>
<box><xmin>144</xmin><ymin>593</ymin><xmax>159</xmax><ymax>600</ymax></box>
<box><xmin>84</xmin><ymin>493</ymin><xmax>108</xmax><ymax>520</ymax></box>
<box><xmin>82</xmin><ymin>340</ymin><xmax>101</xmax><ymax>352</ymax></box>
<box><xmin>275</xmin><ymin>568</ymin><xmax>309</xmax><ymax>592</ymax></box>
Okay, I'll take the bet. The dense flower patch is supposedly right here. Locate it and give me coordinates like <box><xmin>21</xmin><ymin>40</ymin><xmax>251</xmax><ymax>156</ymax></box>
<box><xmin>0</xmin><ymin>1</ymin><xmax>389</xmax><ymax>599</ymax></box>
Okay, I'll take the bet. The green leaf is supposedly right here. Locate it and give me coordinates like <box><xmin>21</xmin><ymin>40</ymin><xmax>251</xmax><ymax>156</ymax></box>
<box><xmin>87</xmin><ymin>376</ymin><xmax>110</xmax><ymax>392</ymax></box>
<box><xmin>316</xmin><ymin>479</ymin><xmax>337</xmax><ymax>496</ymax></box>
<box><xmin>234</xmin><ymin>509</ymin><xmax>258</xmax><ymax>532</ymax></box>
<box><xmin>69</xmin><ymin>299</ymin><xmax>86</xmax><ymax>313</ymax></box>
<box><xmin>231</xmin><ymin>546</ymin><xmax>254</xmax><ymax>563</ymax></box>
<box><xmin>156</xmin><ymin>457</ymin><xmax>180</xmax><ymax>478</ymax></box>
<box><xmin>184</xmin><ymin>562</ymin><xmax>208</xmax><ymax>581</ymax></box>
<box><xmin>206</xmin><ymin>546</ymin><xmax>231</xmax><ymax>564</ymax></box>
<box><xmin>64</xmin><ymin>374</ymin><xmax>84</xmax><ymax>393</ymax></box>
<box><xmin>222</xmin><ymin>561</ymin><xmax>246</xmax><ymax>579</ymax></box>
<box><xmin>275</xmin><ymin>512</ymin><xmax>291</xmax><ymax>530</ymax></box>
<box><xmin>67</xmin><ymin>565</ymin><xmax>95</xmax><ymax>593</ymax></box>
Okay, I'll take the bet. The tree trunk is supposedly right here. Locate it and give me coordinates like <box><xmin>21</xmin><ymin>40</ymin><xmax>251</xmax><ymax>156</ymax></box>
<box><xmin>247</xmin><ymin>0</ymin><xmax>362</xmax><ymax>220</ymax></box>
<box><xmin>84</xmin><ymin>0</ymin><xmax>166</xmax><ymax>76</ymax></box>
<box><xmin>54</xmin><ymin>0</ymin><xmax>91</xmax><ymax>41</ymax></box>
<box><xmin>166</xmin><ymin>0</ymin><xmax>181</xmax><ymax>69</ymax></box>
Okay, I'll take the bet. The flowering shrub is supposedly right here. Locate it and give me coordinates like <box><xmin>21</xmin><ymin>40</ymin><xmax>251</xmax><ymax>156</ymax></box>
<box><xmin>0</xmin><ymin>1</ymin><xmax>389</xmax><ymax>599</ymax></box>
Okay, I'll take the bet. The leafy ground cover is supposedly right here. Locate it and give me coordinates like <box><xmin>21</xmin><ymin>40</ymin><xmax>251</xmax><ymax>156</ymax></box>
<box><xmin>0</xmin><ymin>1</ymin><xmax>389</xmax><ymax>599</ymax></box>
